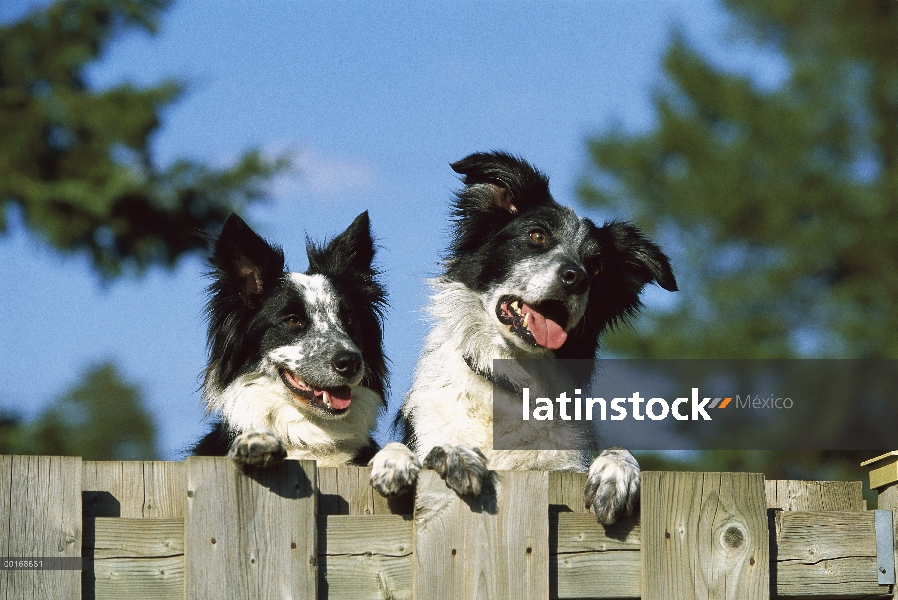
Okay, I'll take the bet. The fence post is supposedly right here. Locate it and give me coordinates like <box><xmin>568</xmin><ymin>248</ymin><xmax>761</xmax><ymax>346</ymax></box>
<box><xmin>641</xmin><ymin>471</ymin><xmax>769</xmax><ymax>600</ymax></box>
<box><xmin>184</xmin><ymin>456</ymin><xmax>317</xmax><ymax>599</ymax></box>
<box><xmin>862</xmin><ymin>451</ymin><xmax>898</xmax><ymax>600</ymax></box>
<box><xmin>0</xmin><ymin>455</ymin><xmax>82</xmax><ymax>598</ymax></box>
<box><xmin>413</xmin><ymin>469</ymin><xmax>549</xmax><ymax>600</ymax></box>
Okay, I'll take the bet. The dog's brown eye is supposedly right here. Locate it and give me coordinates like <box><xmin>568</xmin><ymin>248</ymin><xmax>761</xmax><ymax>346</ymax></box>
<box><xmin>530</xmin><ymin>230</ymin><xmax>547</xmax><ymax>243</ymax></box>
<box><xmin>592</xmin><ymin>266</ymin><xmax>601</xmax><ymax>276</ymax></box>
<box><xmin>284</xmin><ymin>315</ymin><xmax>303</xmax><ymax>327</ymax></box>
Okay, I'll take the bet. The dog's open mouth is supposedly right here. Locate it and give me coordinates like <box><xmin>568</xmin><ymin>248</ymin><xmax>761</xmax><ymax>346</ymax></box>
<box><xmin>496</xmin><ymin>296</ymin><xmax>569</xmax><ymax>350</ymax></box>
<box><xmin>280</xmin><ymin>369</ymin><xmax>352</xmax><ymax>415</ymax></box>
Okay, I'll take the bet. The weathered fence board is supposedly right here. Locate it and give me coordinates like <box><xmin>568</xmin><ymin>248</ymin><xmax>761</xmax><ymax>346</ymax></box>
<box><xmin>89</xmin><ymin>556</ymin><xmax>184</xmax><ymax>600</ymax></box>
<box><xmin>499</xmin><ymin>471</ymin><xmax>551</xmax><ymax>599</ymax></box>
<box><xmin>84</xmin><ymin>517</ymin><xmax>184</xmax><ymax>600</ymax></box>
<box><xmin>551</xmin><ymin>513</ymin><xmax>641</xmax><ymax>599</ymax></box>
<box><xmin>184</xmin><ymin>456</ymin><xmax>317</xmax><ymax>599</ymax></box>
<box><xmin>86</xmin><ymin>517</ymin><xmax>184</xmax><ymax>559</ymax></box>
<box><xmin>81</xmin><ymin>462</ymin><xmax>185</xmax><ymax>599</ymax></box>
<box><xmin>318</xmin><ymin>514</ymin><xmax>413</xmax><ymax>600</ymax></box>
<box><xmin>2</xmin><ymin>454</ymin><xmax>896</xmax><ymax>600</ymax></box>
<box><xmin>0</xmin><ymin>455</ymin><xmax>82</xmax><ymax>600</ymax></box>
<box><xmin>642</xmin><ymin>471</ymin><xmax>769</xmax><ymax>600</ymax></box>
<box><xmin>766</xmin><ymin>480</ymin><xmax>866</xmax><ymax>512</ymax></box>
<box><xmin>82</xmin><ymin>460</ymin><xmax>186</xmax><ymax>519</ymax></box>
<box><xmin>549</xmin><ymin>471</ymin><xmax>589</xmax><ymax>513</ymax></box>
<box><xmin>318</xmin><ymin>465</ymin><xmax>412</xmax><ymax>516</ymax></box>
<box><xmin>414</xmin><ymin>469</ymin><xmax>550</xmax><ymax>600</ymax></box>
<box><xmin>772</xmin><ymin>510</ymin><xmax>887</xmax><ymax>599</ymax></box>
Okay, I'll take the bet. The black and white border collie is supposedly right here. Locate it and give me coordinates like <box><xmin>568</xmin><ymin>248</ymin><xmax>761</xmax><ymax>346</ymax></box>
<box><xmin>192</xmin><ymin>212</ymin><xmax>387</xmax><ymax>468</ymax></box>
<box><xmin>369</xmin><ymin>151</ymin><xmax>677</xmax><ymax>524</ymax></box>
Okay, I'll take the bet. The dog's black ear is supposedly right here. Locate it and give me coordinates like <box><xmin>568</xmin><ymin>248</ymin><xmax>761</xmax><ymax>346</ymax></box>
<box><xmin>307</xmin><ymin>211</ymin><xmax>376</xmax><ymax>276</ymax></box>
<box><xmin>602</xmin><ymin>221</ymin><xmax>678</xmax><ymax>292</ymax></box>
<box><xmin>450</xmin><ymin>151</ymin><xmax>552</xmax><ymax>215</ymax></box>
<box><xmin>564</xmin><ymin>221</ymin><xmax>676</xmax><ymax>354</ymax></box>
<box><xmin>210</xmin><ymin>214</ymin><xmax>285</xmax><ymax>305</ymax></box>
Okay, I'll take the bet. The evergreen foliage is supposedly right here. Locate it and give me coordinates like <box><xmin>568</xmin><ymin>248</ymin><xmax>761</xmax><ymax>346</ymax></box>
<box><xmin>581</xmin><ymin>0</ymin><xmax>898</xmax><ymax>496</ymax></box>
<box><xmin>582</xmin><ymin>0</ymin><xmax>898</xmax><ymax>360</ymax></box>
<box><xmin>0</xmin><ymin>0</ymin><xmax>288</xmax><ymax>276</ymax></box>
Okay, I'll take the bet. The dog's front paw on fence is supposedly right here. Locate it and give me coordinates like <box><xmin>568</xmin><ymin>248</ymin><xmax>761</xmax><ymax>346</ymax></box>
<box><xmin>227</xmin><ymin>429</ymin><xmax>287</xmax><ymax>468</ymax></box>
<box><xmin>369</xmin><ymin>442</ymin><xmax>421</xmax><ymax>497</ymax></box>
<box><xmin>584</xmin><ymin>447</ymin><xmax>640</xmax><ymax>525</ymax></box>
<box><xmin>423</xmin><ymin>444</ymin><xmax>489</xmax><ymax>497</ymax></box>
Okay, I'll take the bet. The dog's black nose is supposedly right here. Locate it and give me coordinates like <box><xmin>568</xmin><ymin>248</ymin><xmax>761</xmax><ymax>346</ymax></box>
<box><xmin>332</xmin><ymin>351</ymin><xmax>362</xmax><ymax>378</ymax></box>
<box><xmin>558</xmin><ymin>263</ymin><xmax>589</xmax><ymax>295</ymax></box>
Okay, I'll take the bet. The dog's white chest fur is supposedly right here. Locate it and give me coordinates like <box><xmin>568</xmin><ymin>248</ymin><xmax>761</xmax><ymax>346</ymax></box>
<box><xmin>401</xmin><ymin>280</ymin><xmax>587</xmax><ymax>473</ymax></box>
<box><xmin>210</xmin><ymin>372</ymin><xmax>381</xmax><ymax>467</ymax></box>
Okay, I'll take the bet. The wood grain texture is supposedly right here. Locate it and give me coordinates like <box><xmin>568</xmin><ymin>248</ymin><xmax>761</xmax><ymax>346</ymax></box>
<box><xmin>550</xmin><ymin>512</ymin><xmax>640</xmax><ymax>599</ymax></box>
<box><xmin>317</xmin><ymin>466</ymin><xmax>413</xmax><ymax>516</ymax></box>
<box><xmin>413</xmin><ymin>469</ymin><xmax>549</xmax><ymax>600</ymax></box>
<box><xmin>772</xmin><ymin>510</ymin><xmax>888</xmax><ymax>599</ymax></box>
<box><xmin>641</xmin><ymin>471</ymin><xmax>769</xmax><ymax>600</ymax></box>
<box><xmin>0</xmin><ymin>455</ymin><xmax>82</xmax><ymax>600</ymax></box>
<box><xmin>83</xmin><ymin>517</ymin><xmax>184</xmax><ymax>600</ymax></box>
<box><xmin>318</xmin><ymin>515</ymin><xmax>413</xmax><ymax>600</ymax></box>
<box><xmin>766</xmin><ymin>480</ymin><xmax>866</xmax><ymax>512</ymax></box>
<box><xmin>185</xmin><ymin>456</ymin><xmax>317</xmax><ymax>599</ymax></box>
<box><xmin>82</xmin><ymin>460</ymin><xmax>186</xmax><ymax>519</ymax></box>
<box><xmin>90</xmin><ymin>556</ymin><xmax>184</xmax><ymax>600</ymax></box>
<box><xmin>499</xmin><ymin>470</ymin><xmax>550</xmax><ymax>600</ymax></box>
<box><xmin>81</xmin><ymin>462</ymin><xmax>185</xmax><ymax>600</ymax></box>
<box><xmin>85</xmin><ymin>517</ymin><xmax>184</xmax><ymax>559</ymax></box>
<box><xmin>548</xmin><ymin>472</ymin><xmax>589</xmax><ymax>513</ymax></box>
<box><xmin>0</xmin><ymin>455</ymin><xmax>10</xmax><ymax>594</ymax></box>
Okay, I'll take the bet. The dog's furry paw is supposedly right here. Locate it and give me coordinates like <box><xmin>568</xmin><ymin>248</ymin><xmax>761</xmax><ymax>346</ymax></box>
<box><xmin>227</xmin><ymin>429</ymin><xmax>287</xmax><ymax>468</ymax></box>
<box><xmin>423</xmin><ymin>444</ymin><xmax>489</xmax><ymax>497</ymax></box>
<box><xmin>584</xmin><ymin>447</ymin><xmax>640</xmax><ymax>525</ymax></box>
<box><xmin>369</xmin><ymin>442</ymin><xmax>421</xmax><ymax>497</ymax></box>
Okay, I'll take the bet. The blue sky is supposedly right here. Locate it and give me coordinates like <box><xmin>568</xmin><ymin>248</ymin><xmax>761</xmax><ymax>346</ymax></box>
<box><xmin>1</xmin><ymin>0</ymin><xmax>767</xmax><ymax>458</ymax></box>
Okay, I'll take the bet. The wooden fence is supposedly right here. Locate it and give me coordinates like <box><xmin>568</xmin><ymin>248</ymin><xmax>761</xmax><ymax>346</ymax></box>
<box><xmin>2</xmin><ymin>453</ymin><xmax>897</xmax><ymax>599</ymax></box>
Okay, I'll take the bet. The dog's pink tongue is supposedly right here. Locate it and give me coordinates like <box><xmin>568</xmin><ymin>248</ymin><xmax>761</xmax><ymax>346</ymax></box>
<box><xmin>521</xmin><ymin>303</ymin><xmax>567</xmax><ymax>350</ymax></box>
<box><xmin>318</xmin><ymin>386</ymin><xmax>352</xmax><ymax>410</ymax></box>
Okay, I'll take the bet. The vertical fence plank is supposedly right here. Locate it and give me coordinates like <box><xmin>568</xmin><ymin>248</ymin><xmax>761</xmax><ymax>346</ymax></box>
<box><xmin>413</xmin><ymin>470</ymin><xmax>498</xmax><ymax>600</ymax></box>
<box><xmin>82</xmin><ymin>461</ymin><xmax>186</xmax><ymax>600</ymax></box>
<box><xmin>765</xmin><ymin>480</ymin><xmax>866</xmax><ymax>511</ymax></box>
<box><xmin>317</xmin><ymin>466</ymin><xmax>413</xmax><ymax>516</ymax></box>
<box><xmin>548</xmin><ymin>472</ymin><xmax>589</xmax><ymax>513</ymax></box>
<box><xmin>500</xmin><ymin>471</ymin><xmax>550</xmax><ymax>599</ymax></box>
<box><xmin>185</xmin><ymin>456</ymin><xmax>317</xmax><ymax>599</ymax></box>
<box><xmin>142</xmin><ymin>461</ymin><xmax>187</xmax><ymax>518</ymax></box>
<box><xmin>1</xmin><ymin>455</ymin><xmax>82</xmax><ymax>599</ymax></box>
<box><xmin>642</xmin><ymin>471</ymin><xmax>769</xmax><ymax>600</ymax></box>
<box><xmin>83</xmin><ymin>461</ymin><xmax>186</xmax><ymax>518</ymax></box>
<box><xmin>0</xmin><ymin>456</ymin><xmax>10</xmax><ymax>582</ymax></box>
<box><xmin>414</xmin><ymin>470</ymin><xmax>549</xmax><ymax>600</ymax></box>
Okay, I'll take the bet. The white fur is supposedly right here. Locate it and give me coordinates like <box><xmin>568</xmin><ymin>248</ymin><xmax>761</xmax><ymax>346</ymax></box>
<box><xmin>289</xmin><ymin>273</ymin><xmax>341</xmax><ymax>333</ymax></box>
<box><xmin>401</xmin><ymin>279</ymin><xmax>588</xmax><ymax>472</ymax></box>
<box><xmin>369</xmin><ymin>442</ymin><xmax>421</xmax><ymax>496</ymax></box>
<box><xmin>209</xmin><ymin>372</ymin><xmax>381</xmax><ymax>466</ymax></box>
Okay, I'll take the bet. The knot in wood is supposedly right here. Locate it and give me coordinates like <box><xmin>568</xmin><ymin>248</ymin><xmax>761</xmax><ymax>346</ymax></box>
<box><xmin>723</xmin><ymin>525</ymin><xmax>745</xmax><ymax>549</ymax></box>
